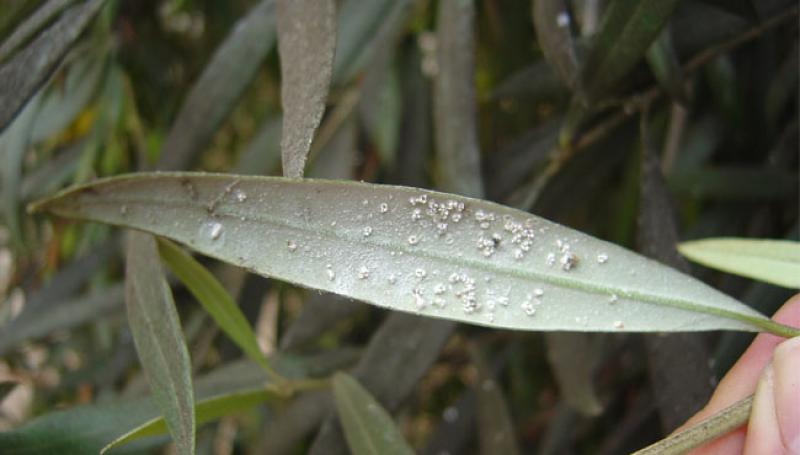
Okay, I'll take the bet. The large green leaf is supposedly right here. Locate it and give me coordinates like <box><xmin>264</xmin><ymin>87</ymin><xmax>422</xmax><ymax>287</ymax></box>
<box><xmin>156</xmin><ymin>238</ymin><xmax>276</xmax><ymax>377</ymax></box>
<box><xmin>678</xmin><ymin>238</ymin><xmax>800</xmax><ymax>289</ymax></box>
<box><xmin>578</xmin><ymin>0</ymin><xmax>680</xmax><ymax>104</ymax></box>
<box><xmin>30</xmin><ymin>173</ymin><xmax>799</xmax><ymax>336</ymax></box>
<box><xmin>332</xmin><ymin>372</ymin><xmax>414</xmax><ymax>455</ymax></box>
<box><xmin>277</xmin><ymin>0</ymin><xmax>336</xmax><ymax>178</ymax></box>
<box><xmin>125</xmin><ymin>232</ymin><xmax>195</xmax><ymax>455</ymax></box>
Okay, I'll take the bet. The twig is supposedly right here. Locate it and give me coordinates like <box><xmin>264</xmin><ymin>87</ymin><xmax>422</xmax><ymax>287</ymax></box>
<box><xmin>632</xmin><ymin>395</ymin><xmax>752</xmax><ymax>455</ymax></box>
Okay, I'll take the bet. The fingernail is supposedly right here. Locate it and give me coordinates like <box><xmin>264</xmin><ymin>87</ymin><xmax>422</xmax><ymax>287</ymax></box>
<box><xmin>773</xmin><ymin>336</ymin><xmax>800</xmax><ymax>453</ymax></box>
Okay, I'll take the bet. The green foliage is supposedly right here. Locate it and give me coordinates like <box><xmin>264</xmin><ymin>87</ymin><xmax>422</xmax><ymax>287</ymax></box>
<box><xmin>0</xmin><ymin>0</ymin><xmax>797</xmax><ymax>453</ymax></box>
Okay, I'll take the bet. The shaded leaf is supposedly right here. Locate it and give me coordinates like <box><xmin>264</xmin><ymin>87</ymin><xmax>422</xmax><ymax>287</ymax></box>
<box><xmin>332</xmin><ymin>372</ymin><xmax>414</xmax><ymax>455</ymax></box>
<box><xmin>0</xmin><ymin>0</ymin><xmax>73</xmax><ymax>64</ymax></box>
<box><xmin>645</xmin><ymin>26</ymin><xmax>687</xmax><ymax>104</ymax></box>
<box><xmin>101</xmin><ymin>388</ymin><xmax>277</xmax><ymax>453</ymax></box>
<box><xmin>359</xmin><ymin>56</ymin><xmax>401</xmax><ymax>165</ymax></box>
<box><xmin>156</xmin><ymin>238</ymin><xmax>274</xmax><ymax>375</ymax></box>
<box><xmin>532</xmin><ymin>0</ymin><xmax>580</xmax><ymax>90</ymax></box>
<box><xmin>637</xmin><ymin>116</ymin><xmax>713</xmax><ymax>431</ymax></box>
<box><xmin>279</xmin><ymin>293</ymin><xmax>361</xmax><ymax>350</ymax></box>
<box><xmin>545</xmin><ymin>333</ymin><xmax>603</xmax><ymax>416</ymax></box>
<box><xmin>434</xmin><ymin>0</ymin><xmax>484</xmax><ymax>198</ymax></box>
<box><xmin>0</xmin><ymin>284</ymin><xmax>124</xmax><ymax>355</ymax></box>
<box><xmin>30</xmin><ymin>172</ymin><xmax>795</xmax><ymax>336</ymax></box>
<box><xmin>678</xmin><ymin>238</ymin><xmax>800</xmax><ymax>289</ymax></box>
<box><xmin>0</xmin><ymin>0</ymin><xmax>104</xmax><ymax>132</ymax></box>
<box><xmin>1</xmin><ymin>94</ymin><xmax>39</xmax><ymax>249</ymax></box>
<box><xmin>0</xmin><ymin>353</ymin><xmax>343</xmax><ymax>454</ymax></box>
<box><xmin>30</xmin><ymin>53</ymin><xmax>104</xmax><ymax>143</ymax></box>
<box><xmin>157</xmin><ymin>0</ymin><xmax>276</xmax><ymax>171</ymax></box>
<box><xmin>698</xmin><ymin>0</ymin><xmax>759</xmax><ymax>20</ymax></box>
<box><xmin>490</xmin><ymin>60</ymin><xmax>567</xmax><ymax>102</ymax></box>
<box><xmin>668</xmin><ymin>167</ymin><xmax>798</xmax><ymax>200</ymax></box>
<box><xmin>125</xmin><ymin>232</ymin><xmax>194</xmax><ymax>455</ymax></box>
<box><xmin>277</xmin><ymin>0</ymin><xmax>336</xmax><ymax>178</ymax></box>
<box><xmin>333</xmin><ymin>0</ymin><xmax>411</xmax><ymax>83</ymax></box>
<box><xmin>232</xmin><ymin>116</ymin><xmax>282</xmax><ymax>176</ymax></box>
<box><xmin>309</xmin><ymin>315</ymin><xmax>453</xmax><ymax>454</ymax></box>
<box><xmin>473</xmin><ymin>348</ymin><xmax>520</xmax><ymax>454</ymax></box>
<box><xmin>579</xmin><ymin>0</ymin><xmax>680</xmax><ymax>103</ymax></box>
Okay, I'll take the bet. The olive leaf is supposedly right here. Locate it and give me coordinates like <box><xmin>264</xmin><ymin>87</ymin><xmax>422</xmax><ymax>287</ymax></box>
<box><xmin>332</xmin><ymin>372</ymin><xmax>414</xmax><ymax>455</ymax></box>
<box><xmin>125</xmin><ymin>231</ymin><xmax>195</xmax><ymax>455</ymax></box>
<box><xmin>30</xmin><ymin>173</ymin><xmax>799</xmax><ymax>337</ymax></box>
<box><xmin>277</xmin><ymin>0</ymin><xmax>336</xmax><ymax>178</ymax></box>
<box><xmin>679</xmin><ymin>238</ymin><xmax>800</xmax><ymax>289</ymax></box>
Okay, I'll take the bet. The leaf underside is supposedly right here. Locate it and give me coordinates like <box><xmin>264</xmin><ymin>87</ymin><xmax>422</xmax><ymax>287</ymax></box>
<box><xmin>33</xmin><ymin>172</ymin><xmax>772</xmax><ymax>334</ymax></box>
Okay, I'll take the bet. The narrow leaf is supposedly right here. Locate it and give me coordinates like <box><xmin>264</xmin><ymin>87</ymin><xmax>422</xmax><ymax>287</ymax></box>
<box><xmin>125</xmin><ymin>231</ymin><xmax>195</xmax><ymax>455</ymax></box>
<box><xmin>30</xmin><ymin>172</ymin><xmax>797</xmax><ymax>337</ymax></box>
<box><xmin>1</xmin><ymin>94</ymin><xmax>39</xmax><ymax>249</ymax></box>
<box><xmin>0</xmin><ymin>0</ymin><xmax>104</xmax><ymax>132</ymax></box>
<box><xmin>545</xmin><ymin>333</ymin><xmax>603</xmax><ymax>416</ymax></box>
<box><xmin>678</xmin><ymin>238</ymin><xmax>800</xmax><ymax>289</ymax></box>
<box><xmin>333</xmin><ymin>0</ymin><xmax>411</xmax><ymax>83</ymax></box>
<box><xmin>579</xmin><ymin>0</ymin><xmax>680</xmax><ymax>104</ymax></box>
<box><xmin>156</xmin><ymin>238</ymin><xmax>274</xmax><ymax>375</ymax></box>
<box><xmin>0</xmin><ymin>285</ymin><xmax>123</xmax><ymax>355</ymax></box>
<box><xmin>638</xmin><ymin>114</ymin><xmax>714</xmax><ymax>431</ymax></box>
<box><xmin>101</xmin><ymin>388</ymin><xmax>277</xmax><ymax>454</ymax></box>
<box><xmin>277</xmin><ymin>0</ymin><xmax>336</xmax><ymax>178</ymax></box>
<box><xmin>0</xmin><ymin>0</ymin><xmax>73</xmax><ymax>64</ymax></box>
<box><xmin>0</xmin><ymin>353</ymin><xmax>345</xmax><ymax>454</ymax></box>
<box><xmin>157</xmin><ymin>0</ymin><xmax>276</xmax><ymax>171</ymax></box>
<box><xmin>472</xmin><ymin>348</ymin><xmax>520</xmax><ymax>454</ymax></box>
<box><xmin>434</xmin><ymin>0</ymin><xmax>484</xmax><ymax>197</ymax></box>
<box><xmin>332</xmin><ymin>372</ymin><xmax>414</xmax><ymax>455</ymax></box>
<box><xmin>532</xmin><ymin>0</ymin><xmax>580</xmax><ymax>90</ymax></box>
<box><xmin>645</xmin><ymin>26</ymin><xmax>687</xmax><ymax>104</ymax></box>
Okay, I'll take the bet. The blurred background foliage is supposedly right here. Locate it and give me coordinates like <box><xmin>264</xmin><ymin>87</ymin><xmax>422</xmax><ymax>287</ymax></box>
<box><xmin>0</xmin><ymin>0</ymin><xmax>797</xmax><ymax>453</ymax></box>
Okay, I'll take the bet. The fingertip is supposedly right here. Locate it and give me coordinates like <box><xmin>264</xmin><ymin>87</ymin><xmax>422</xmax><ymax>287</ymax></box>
<box><xmin>773</xmin><ymin>335</ymin><xmax>800</xmax><ymax>453</ymax></box>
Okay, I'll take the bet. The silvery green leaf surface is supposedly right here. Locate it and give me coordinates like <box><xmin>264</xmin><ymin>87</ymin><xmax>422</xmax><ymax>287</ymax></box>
<box><xmin>31</xmin><ymin>172</ymin><xmax>790</xmax><ymax>335</ymax></box>
<box><xmin>332</xmin><ymin>372</ymin><xmax>414</xmax><ymax>455</ymax></box>
<box><xmin>578</xmin><ymin>0</ymin><xmax>680</xmax><ymax>104</ymax></box>
<box><xmin>532</xmin><ymin>0</ymin><xmax>580</xmax><ymax>90</ymax></box>
<box><xmin>0</xmin><ymin>0</ymin><xmax>104</xmax><ymax>132</ymax></box>
<box><xmin>157</xmin><ymin>0</ymin><xmax>276</xmax><ymax>171</ymax></box>
<box><xmin>678</xmin><ymin>238</ymin><xmax>800</xmax><ymax>289</ymax></box>
<box><xmin>125</xmin><ymin>232</ymin><xmax>195</xmax><ymax>455</ymax></box>
<box><xmin>277</xmin><ymin>0</ymin><xmax>336</xmax><ymax>178</ymax></box>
